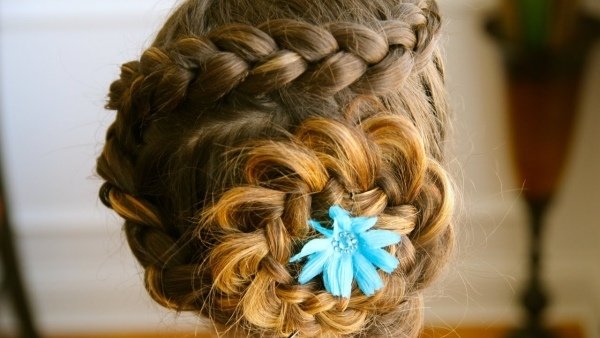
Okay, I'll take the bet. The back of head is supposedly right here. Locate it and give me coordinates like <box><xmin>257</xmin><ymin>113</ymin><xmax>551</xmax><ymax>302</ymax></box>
<box><xmin>97</xmin><ymin>0</ymin><xmax>454</xmax><ymax>337</ymax></box>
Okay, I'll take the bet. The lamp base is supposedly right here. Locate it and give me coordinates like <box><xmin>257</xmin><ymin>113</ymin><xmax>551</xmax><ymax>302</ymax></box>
<box><xmin>508</xmin><ymin>327</ymin><xmax>556</xmax><ymax>338</ymax></box>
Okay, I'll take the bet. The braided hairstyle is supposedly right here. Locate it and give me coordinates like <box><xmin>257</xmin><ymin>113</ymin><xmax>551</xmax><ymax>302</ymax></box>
<box><xmin>97</xmin><ymin>0</ymin><xmax>454</xmax><ymax>337</ymax></box>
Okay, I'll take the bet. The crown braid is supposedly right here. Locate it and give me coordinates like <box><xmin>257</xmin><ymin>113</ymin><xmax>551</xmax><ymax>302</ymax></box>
<box><xmin>107</xmin><ymin>5</ymin><xmax>441</xmax><ymax>123</ymax></box>
<box><xmin>97</xmin><ymin>1</ymin><xmax>453</xmax><ymax>337</ymax></box>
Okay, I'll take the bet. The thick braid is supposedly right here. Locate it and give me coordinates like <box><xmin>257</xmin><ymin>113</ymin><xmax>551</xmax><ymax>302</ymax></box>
<box><xmin>107</xmin><ymin>10</ymin><xmax>440</xmax><ymax>120</ymax></box>
<box><xmin>100</xmin><ymin>10</ymin><xmax>441</xmax><ymax>182</ymax></box>
<box><xmin>98</xmin><ymin>0</ymin><xmax>452</xmax><ymax>337</ymax></box>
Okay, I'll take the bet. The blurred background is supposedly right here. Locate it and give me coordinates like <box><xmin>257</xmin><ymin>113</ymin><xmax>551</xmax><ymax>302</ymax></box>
<box><xmin>0</xmin><ymin>0</ymin><xmax>598</xmax><ymax>337</ymax></box>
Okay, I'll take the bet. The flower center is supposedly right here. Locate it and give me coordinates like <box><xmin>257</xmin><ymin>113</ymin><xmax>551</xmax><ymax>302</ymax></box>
<box><xmin>332</xmin><ymin>232</ymin><xmax>358</xmax><ymax>254</ymax></box>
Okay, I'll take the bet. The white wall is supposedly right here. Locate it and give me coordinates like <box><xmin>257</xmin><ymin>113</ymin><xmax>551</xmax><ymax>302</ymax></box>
<box><xmin>0</xmin><ymin>0</ymin><xmax>197</xmax><ymax>334</ymax></box>
<box><xmin>0</xmin><ymin>0</ymin><xmax>599</xmax><ymax>336</ymax></box>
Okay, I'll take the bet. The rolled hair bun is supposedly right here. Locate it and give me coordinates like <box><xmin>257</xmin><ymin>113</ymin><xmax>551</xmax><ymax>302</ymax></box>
<box><xmin>97</xmin><ymin>0</ymin><xmax>454</xmax><ymax>337</ymax></box>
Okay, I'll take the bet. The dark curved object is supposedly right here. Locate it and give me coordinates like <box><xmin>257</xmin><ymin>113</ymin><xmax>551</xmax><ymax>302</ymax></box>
<box><xmin>0</xmin><ymin>136</ymin><xmax>39</xmax><ymax>337</ymax></box>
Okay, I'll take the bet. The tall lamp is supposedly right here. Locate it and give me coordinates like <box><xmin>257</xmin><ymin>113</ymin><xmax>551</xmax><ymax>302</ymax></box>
<box><xmin>485</xmin><ymin>1</ymin><xmax>600</xmax><ymax>337</ymax></box>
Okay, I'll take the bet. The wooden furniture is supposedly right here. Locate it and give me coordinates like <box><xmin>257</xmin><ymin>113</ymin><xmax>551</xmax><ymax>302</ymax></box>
<box><xmin>44</xmin><ymin>324</ymin><xmax>585</xmax><ymax>338</ymax></box>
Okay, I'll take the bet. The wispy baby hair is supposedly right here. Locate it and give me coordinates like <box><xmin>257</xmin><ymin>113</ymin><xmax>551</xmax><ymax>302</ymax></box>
<box><xmin>97</xmin><ymin>0</ymin><xmax>454</xmax><ymax>337</ymax></box>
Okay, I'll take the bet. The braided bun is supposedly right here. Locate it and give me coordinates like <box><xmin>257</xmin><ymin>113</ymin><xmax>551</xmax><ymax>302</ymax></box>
<box><xmin>97</xmin><ymin>1</ymin><xmax>453</xmax><ymax>337</ymax></box>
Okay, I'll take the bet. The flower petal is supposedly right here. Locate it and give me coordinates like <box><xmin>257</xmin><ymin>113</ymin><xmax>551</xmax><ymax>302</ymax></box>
<box><xmin>351</xmin><ymin>216</ymin><xmax>377</xmax><ymax>233</ymax></box>
<box><xmin>309</xmin><ymin>220</ymin><xmax>333</xmax><ymax>237</ymax></box>
<box><xmin>290</xmin><ymin>238</ymin><xmax>331</xmax><ymax>262</ymax></box>
<box><xmin>329</xmin><ymin>205</ymin><xmax>352</xmax><ymax>232</ymax></box>
<box><xmin>298</xmin><ymin>249</ymin><xmax>332</xmax><ymax>284</ymax></box>
<box><xmin>359</xmin><ymin>229</ymin><xmax>401</xmax><ymax>249</ymax></box>
<box><xmin>338</xmin><ymin>254</ymin><xmax>353</xmax><ymax>298</ymax></box>
<box><xmin>323</xmin><ymin>252</ymin><xmax>341</xmax><ymax>296</ymax></box>
<box><xmin>322</xmin><ymin>255</ymin><xmax>332</xmax><ymax>294</ymax></box>
<box><xmin>352</xmin><ymin>253</ymin><xmax>383</xmax><ymax>296</ymax></box>
<box><xmin>359</xmin><ymin>246</ymin><xmax>399</xmax><ymax>273</ymax></box>
<box><xmin>323</xmin><ymin>253</ymin><xmax>354</xmax><ymax>298</ymax></box>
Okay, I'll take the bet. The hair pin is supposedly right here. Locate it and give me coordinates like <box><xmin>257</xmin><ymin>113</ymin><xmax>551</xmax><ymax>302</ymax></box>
<box><xmin>289</xmin><ymin>205</ymin><xmax>401</xmax><ymax>298</ymax></box>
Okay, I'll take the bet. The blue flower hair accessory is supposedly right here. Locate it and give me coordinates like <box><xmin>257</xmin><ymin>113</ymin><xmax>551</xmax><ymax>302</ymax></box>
<box><xmin>289</xmin><ymin>205</ymin><xmax>401</xmax><ymax>298</ymax></box>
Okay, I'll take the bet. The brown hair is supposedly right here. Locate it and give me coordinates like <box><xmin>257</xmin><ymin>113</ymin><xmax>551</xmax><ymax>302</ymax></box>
<box><xmin>97</xmin><ymin>0</ymin><xmax>454</xmax><ymax>337</ymax></box>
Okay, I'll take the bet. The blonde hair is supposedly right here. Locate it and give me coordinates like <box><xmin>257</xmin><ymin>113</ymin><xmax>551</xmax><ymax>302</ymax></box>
<box><xmin>97</xmin><ymin>0</ymin><xmax>454</xmax><ymax>337</ymax></box>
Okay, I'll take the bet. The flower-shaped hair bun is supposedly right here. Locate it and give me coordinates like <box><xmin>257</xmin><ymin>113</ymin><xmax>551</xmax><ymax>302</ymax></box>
<box><xmin>290</xmin><ymin>205</ymin><xmax>401</xmax><ymax>298</ymax></box>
